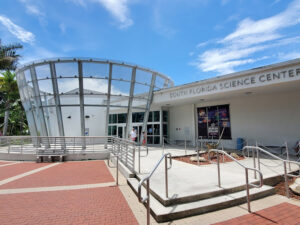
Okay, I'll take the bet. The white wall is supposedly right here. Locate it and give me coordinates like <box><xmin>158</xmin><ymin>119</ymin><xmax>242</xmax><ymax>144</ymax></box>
<box><xmin>168</xmin><ymin>89</ymin><xmax>300</xmax><ymax>150</ymax></box>
<box><xmin>169</xmin><ymin>104</ymin><xmax>195</xmax><ymax>145</ymax></box>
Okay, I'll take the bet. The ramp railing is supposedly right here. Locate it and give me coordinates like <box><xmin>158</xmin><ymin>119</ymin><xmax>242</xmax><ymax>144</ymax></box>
<box><xmin>138</xmin><ymin>153</ymin><xmax>172</xmax><ymax>225</ymax></box>
<box><xmin>208</xmin><ymin>149</ymin><xmax>263</xmax><ymax>212</ymax></box>
<box><xmin>243</xmin><ymin>145</ymin><xmax>300</xmax><ymax>198</ymax></box>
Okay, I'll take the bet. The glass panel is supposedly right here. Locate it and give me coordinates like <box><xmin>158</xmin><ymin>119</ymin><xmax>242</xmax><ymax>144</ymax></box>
<box><xmin>61</xmin><ymin>106</ymin><xmax>81</xmax><ymax>136</ymax></box>
<box><xmin>155</xmin><ymin>75</ymin><xmax>166</xmax><ymax>90</ymax></box>
<box><xmin>147</xmin><ymin>124</ymin><xmax>153</xmax><ymax>135</ymax></box>
<box><xmin>110</xmin><ymin>95</ymin><xmax>129</xmax><ymax>107</ymax></box>
<box><xmin>48</xmin><ymin>106</ymin><xmax>59</xmax><ymax>136</ymax></box>
<box><xmin>83</xmin><ymin>78</ymin><xmax>108</xmax><ymax>94</ymax></box>
<box><xmin>55</xmin><ymin>62</ymin><xmax>78</xmax><ymax>77</ymax></box>
<box><xmin>57</xmin><ymin>78</ymin><xmax>79</xmax><ymax>94</ymax></box>
<box><xmin>118</xmin><ymin>113</ymin><xmax>127</xmax><ymax>123</ymax></box>
<box><xmin>109</xmin><ymin>114</ymin><xmax>117</xmax><ymax>124</ymax></box>
<box><xmin>82</xmin><ymin>62</ymin><xmax>109</xmax><ymax>78</ymax></box>
<box><xmin>84</xmin><ymin>106</ymin><xmax>106</xmax><ymax>136</ymax></box>
<box><xmin>147</xmin><ymin>136</ymin><xmax>153</xmax><ymax>144</ymax></box>
<box><xmin>154</xmin><ymin>124</ymin><xmax>160</xmax><ymax>135</ymax></box>
<box><xmin>112</xmin><ymin>64</ymin><xmax>132</xmax><ymax>81</ymax></box>
<box><xmin>84</xmin><ymin>95</ymin><xmax>107</xmax><ymax>105</ymax></box>
<box><xmin>198</xmin><ymin>107</ymin><xmax>208</xmax><ymax>138</ymax></box>
<box><xmin>134</xmin><ymin>84</ymin><xmax>149</xmax><ymax>96</ymax></box>
<box><xmin>132</xmin><ymin>98</ymin><xmax>147</xmax><ymax>109</ymax></box>
<box><xmin>153</xmin><ymin>111</ymin><xmax>160</xmax><ymax>122</ymax></box>
<box><xmin>111</xmin><ymin>80</ymin><xmax>130</xmax><ymax>96</ymax></box>
<box><xmin>163</xmin><ymin>111</ymin><xmax>168</xmax><ymax>122</ymax></box>
<box><xmin>148</xmin><ymin>111</ymin><xmax>153</xmax><ymax>122</ymax></box>
<box><xmin>163</xmin><ymin>124</ymin><xmax>168</xmax><ymax>136</ymax></box>
<box><xmin>154</xmin><ymin>136</ymin><xmax>160</xmax><ymax>144</ymax></box>
<box><xmin>111</xmin><ymin>125</ymin><xmax>117</xmax><ymax>136</ymax></box>
<box><xmin>135</xmin><ymin>69</ymin><xmax>152</xmax><ymax>85</ymax></box>
<box><xmin>35</xmin><ymin>64</ymin><xmax>51</xmax><ymax>80</ymax></box>
<box><xmin>38</xmin><ymin>79</ymin><xmax>53</xmax><ymax>95</ymax></box>
<box><xmin>108</xmin><ymin>126</ymin><xmax>112</xmax><ymax>135</ymax></box>
<box><xmin>24</xmin><ymin>69</ymin><xmax>32</xmax><ymax>82</ymax></box>
<box><xmin>132</xmin><ymin>112</ymin><xmax>144</xmax><ymax>123</ymax></box>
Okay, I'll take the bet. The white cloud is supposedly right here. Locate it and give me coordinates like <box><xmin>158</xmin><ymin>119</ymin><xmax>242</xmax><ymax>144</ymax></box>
<box><xmin>19</xmin><ymin>0</ymin><xmax>44</xmax><ymax>17</ymax></box>
<box><xmin>194</xmin><ymin>0</ymin><xmax>300</xmax><ymax>75</ymax></box>
<box><xmin>278</xmin><ymin>52</ymin><xmax>300</xmax><ymax>61</ymax></box>
<box><xmin>69</xmin><ymin>0</ymin><xmax>133</xmax><ymax>29</ymax></box>
<box><xmin>19</xmin><ymin>47</ymin><xmax>58</xmax><ymax>65</ymax></box>
<box><xmin>0</xmin><ymin>15</ymin><xmax>35</xmax><ymax>44</ymax></box>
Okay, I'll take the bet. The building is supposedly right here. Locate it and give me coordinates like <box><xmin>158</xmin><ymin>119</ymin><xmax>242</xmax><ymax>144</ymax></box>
<box><xmin>16</xmin><ymin>57</ymin><xmax>300</xmax><ymax>150</ymax></box>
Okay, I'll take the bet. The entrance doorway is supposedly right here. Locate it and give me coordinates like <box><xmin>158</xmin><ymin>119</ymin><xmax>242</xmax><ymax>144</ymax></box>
<box><xmin>117</xmin><ymin>125</ymin><xmax>125</xmax><ymax>138</ymax></box>
<box><xmin>133</xmin><ymin>125</ymin><xmax>143</xmax><ymax>142</ymax></box>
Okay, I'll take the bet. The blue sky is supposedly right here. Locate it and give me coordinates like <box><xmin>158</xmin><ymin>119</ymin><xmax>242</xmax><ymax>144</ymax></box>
<box><xmin>1</xmin><ymin>0</ymin><xmax>300</xmax><ymax>85</ymax></box>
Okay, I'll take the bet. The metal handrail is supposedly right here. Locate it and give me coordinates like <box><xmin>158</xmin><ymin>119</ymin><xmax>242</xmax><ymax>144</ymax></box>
<box><xmin>138</xmin><ymin>144</ymin><xmax>149</xmax><ymax>173</ymax></box>
<box><xmin>243</xmin><ymin>145</ymin><xmax>300</xmax><ymax>198</ymax></box>
<box><xmin>137</xmin><ymin>153</ymin><xmax>172</xmax><ymax>225</ymax></box>
<box><xmin>208</xmin><ymin>149</ymin><xmax>263</xmax><ymax>212</ymax></box>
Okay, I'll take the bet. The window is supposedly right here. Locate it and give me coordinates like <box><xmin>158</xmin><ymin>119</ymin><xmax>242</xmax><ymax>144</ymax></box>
<box><xmin>132</xmin><ymin>112</ymin><xmax>144</xmax><ymax>123</ymax></box>
<box><xmin>118</xmin><ymin>113</ymin><xmax>127</xmax><ymax>123</ymax></box>
<box><xmin>197</xmin><ymin>104</ymin><xmax>231</xmax><ymax>139</ymax></box>
<box><xmin>163</xmin><ymin>111</ymin><xmax>168</xmax><ymax>122</ymax></box>
<box><xmin>153</xmin><ymin>111</ymin><xmax>160</xmax><ymax>122</ymax></box>
<box><xmin>109</xmin><ymin>114</ymin><xmax>117</xmax><ymax>124</ymax></box>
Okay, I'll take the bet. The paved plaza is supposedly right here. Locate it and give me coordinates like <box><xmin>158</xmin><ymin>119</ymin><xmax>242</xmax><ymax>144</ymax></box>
<box><xmin>0</xmin><ymin>159</ymin><xmax>300</xmax><ymax>224</ymax></box>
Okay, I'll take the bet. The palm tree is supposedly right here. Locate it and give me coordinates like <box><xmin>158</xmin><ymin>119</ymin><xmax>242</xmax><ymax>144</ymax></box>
<box><xmin>0</xmin><ymin>71</ymin><xmax>20</xmax><ymax>135</ymax></box>
<box><xmin>0</xmin><ymin>40</ymin><xmax>23</xmax><ymax>135</ymax></box>
<box><xmin>0</xmin><ymin>40</ymin><xmax>23</xmax><ymax>71</ymax></box>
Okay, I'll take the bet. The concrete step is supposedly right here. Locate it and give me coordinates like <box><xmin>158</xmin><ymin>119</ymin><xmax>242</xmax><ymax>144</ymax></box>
<box><xmin>127</xmin><ymin>178</ymin><xmax>275</xmax><ymax>222</ymax></box>
<box><xmin>130</xmin><ymin>176</ymin><xmax>256</xmax><ymax>206</ymax></box>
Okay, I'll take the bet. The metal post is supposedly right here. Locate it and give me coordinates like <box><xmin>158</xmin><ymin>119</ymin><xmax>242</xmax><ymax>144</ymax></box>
<box><xmin>125</xmin><ymin>67</ymin><xmax>136</xmax><ymax>139</ymax></box>
<box><xmin>245</xmin><ymin>168</ymin><xmax>251</xmax><ymax>212</ymax></box>
<box><xmin>165</xmin><ymin>156</ymin><xmax>169</xmax><ymax>198</ymax></box>
<box><xmin>257</xmin><ymin>149</ymin><xmax>261</xmax><ymax>172</ymax></box>
<box><xmin>217</xmin><ymin>152</ymin><xmax>221</xmax><ymax>187</ymax></box>
<box><xmin>253</xmin><ymin>143</ymin><xmax>257</xmax><ymax>179</ymax></box>
<box><xmin>116</xmin><ymin>156</ymin><xmax>119</xmax><ymax>186</ymax></box>
<box><xmin>78</xmin><ymin>61</ymin><xmax>86</xmax><ymax>150</ymax></box>
<box><xmin>104</xmin><ymin>63</ymin><xmax>113</xmax><ymax>149</ymax></box>
<box><xmin>162</xmin><ymin>137</ymin><xmax>165</xmax><ymax>155</ymax></box>
<box><xmin>146</xmin><ymin>179</ymin><xmax>150</xmax><ymax>225</ymax></box>
<box><xmin>138</xmin><ymin>145</ymin><xmax>141</xmax><ymax>173</ymax></box>
<box><xmin>185</xmin><ymin>138</ymin><xmax>187</xmax><ymax>155</ymax></box>
<box><xmin>197</xmin><ymin>140</ymin><xmax>200</xmax><ymax>166</ymax></box>
<box><xmin>284</xmin><ymin>161</ymin><xmax>290</xmax><ymax>198</ymax></box>
<box><xmin>285</xmin><ymin>142</ymin><xmax>291</xmax><ymax>171</ymax></box>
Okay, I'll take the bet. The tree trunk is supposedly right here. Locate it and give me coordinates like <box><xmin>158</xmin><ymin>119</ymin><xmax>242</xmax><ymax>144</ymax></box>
<box><xmin>3</xmin><ymin>109</ymin><xmax>9</xmax><ymax>136</ymax></box>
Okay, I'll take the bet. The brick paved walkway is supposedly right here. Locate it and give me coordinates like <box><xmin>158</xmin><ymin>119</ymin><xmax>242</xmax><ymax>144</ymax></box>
<box><xmin>0</xmin><ymin>160</ymin><xmax>138</xmax><ymax>225</ymax></box>
<box><xmin>213</xmin><ymin>202</ymin><xmax>300</xmax><ymax>225</ymax></box>
<box><xmin>0</xmin><ymin>162</ymin><xmax>49</xmax><ymax>181</ymax></box>
<box><xmin>1</xmin><ymin>161</ymin><xmax>114</xmax><ymax>189</ymax></box>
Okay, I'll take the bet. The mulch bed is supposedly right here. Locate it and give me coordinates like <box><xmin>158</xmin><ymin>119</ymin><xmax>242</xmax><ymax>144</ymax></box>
<box><xmin>173</xmin><ymin>152</ymin><xmax>245</xmax><ymax>166</ymax></box>
<box><xmin>274</xmin><ymin>177</ymin><xmax>300</xmax><ymax>200</ymax></box>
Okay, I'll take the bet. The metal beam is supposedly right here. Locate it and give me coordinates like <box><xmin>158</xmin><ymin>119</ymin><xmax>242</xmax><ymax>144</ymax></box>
<box><xmin>104</xmin><ymin>63</ymin><xmax>113</xmax><ymax>148</ymax></box>
<box><xmin>50</xmin><ymin>62</ymin><xmax>66</xmax><ymax>150</ymax></box>
<box><xmin>30</xmin><ymin>66</ymin><xmax>50</xmax><ymax>147</ymax></box>
<box><xmin>141</xmin><ymin>73</ymin><xmax>156</xmax><ymax>144</ymax></box>
<box><xmin>78</xmin><ymin>61</ymin><xmax>86</xmax><ymax>149</ymax></box>
<box><xmin>125</xmin><ymin>67</ymin><xmax>136</xmax><ymax>139</ymax></box>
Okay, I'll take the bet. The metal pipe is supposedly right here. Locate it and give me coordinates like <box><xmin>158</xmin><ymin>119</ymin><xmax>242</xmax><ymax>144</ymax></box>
<box><xmin>284</xmin><ymin>161</ymin><xmax>290</xmax><ymax>198</ymax></box>
<box><xmin>217</xmin><ymin>152</ymin><xmax>221</xmax><ymax>187</ymax></box>
<box><xmin>138</xmin><ymin>145</ymin><xmax>141</xmax><ymax>173</ymax></box>
<box><xmin>185</xmin><ymin>138</ymin><xmax>187</xmax><ymax>156</ymax></box>
<box><xmin>253</xmin><ymin>145</ymin><xmax>257</xmax><ymax>179</ymax></box>
<box><xmin>197</xmin><ymin>140</ymin><xmax>200</xmax><ymax>166</ymax></box>
<box><xmin>165</xmin><ymin>156</ymin><xmax>169</xmax><ymax>198</ymax></box>
<box><xmin>285</xmin><ymin>142</ymin><xmax>291</xmax><ymax>171</ymax></box>
<box><xmin>116</xmin><ymin>156</ymin><xmax>119</xmax><ymax>186</ymax></box>
<box><xmin>146</xmin><ymin>179</ymin><xmax>150</xmax><ymax>225</ymax></box>
<box><xmin>245</xmin><ymin>168</ymin><xmax>251</xmax><ymax>212</ymax></box>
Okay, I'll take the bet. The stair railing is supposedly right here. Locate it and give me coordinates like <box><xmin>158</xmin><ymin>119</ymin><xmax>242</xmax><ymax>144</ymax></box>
<box><xmin>137</xmin><ymin>153</ymin><xmax>172</xmax><ymax>225</ymax></box>
<box><xmin>138</xmin><ymin>144</ymin><xmax>149</xmax><ymax>173</ymax></box>
<box><xmin>243</xmin><ymin>145</ymin><xmax>300</xmax><ymax>198</ymax></box>
<box><xmin>208</xmin><ymin>149</ymin><xmax>263</xmax><ymax>212</ymax></box>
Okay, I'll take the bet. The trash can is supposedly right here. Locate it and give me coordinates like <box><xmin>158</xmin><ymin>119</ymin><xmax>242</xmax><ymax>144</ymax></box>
<box><xmin>237</xmin><ymin>138</ymin><xmax>244</xmax><ymax>150</ymax></box>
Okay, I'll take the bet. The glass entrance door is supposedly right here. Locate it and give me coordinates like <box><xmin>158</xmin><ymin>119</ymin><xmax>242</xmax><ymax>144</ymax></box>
<box><xmin>133</xmin><ymin>125</ymin><xmax>143</xmax><ymax>142</ymax></box>
<box><xmin>117</xmin><ymin>126</ymin><xmax>123</xmax><ymax>138</ymax></box>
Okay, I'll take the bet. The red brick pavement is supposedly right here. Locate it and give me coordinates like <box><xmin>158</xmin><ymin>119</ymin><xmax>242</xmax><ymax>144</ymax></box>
<box><xmin>0</xmin><ymin>162</ymin><xmax>49</xmax><ymax>181</ymax></box>
<box><xmin>0</xmin><ymin>161</ymin><xmax>12</xmax><ymax>165</ymax></box>
<box><xmin>0</xmin><ymin>161</ymin><xmax>114</xmax><ymax>189</ymax></box>
<box><xmin>213</xmin><ymin>202</ymin><xmax>300</xmax><ymax>225</ymax></box>
<box><xmin>0</xmin><ymin>186</ymin><xmax>138</xmax><ymax>225</ymax></box>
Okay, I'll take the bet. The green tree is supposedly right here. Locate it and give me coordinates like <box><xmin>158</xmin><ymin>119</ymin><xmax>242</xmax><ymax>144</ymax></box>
<box><xmin>0</xmin><ymin>70</ymin><xmax>21</xmax><ymax>135</ymax></box>
<box><xmin>0</xmin><ymin>40</ymin><xmax>23</xmax><ymax>71</ymax></box>
<box><xmin>0</xmin><ymin>40</ymin><xmax>24</xmax><ymax>135</ymax></box>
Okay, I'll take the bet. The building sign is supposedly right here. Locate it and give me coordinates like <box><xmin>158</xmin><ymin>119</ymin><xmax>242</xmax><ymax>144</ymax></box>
<box><xmin>169</xmin><ymin>67</ymin><xmax>300</xmax><ymax>100</ymax></box>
